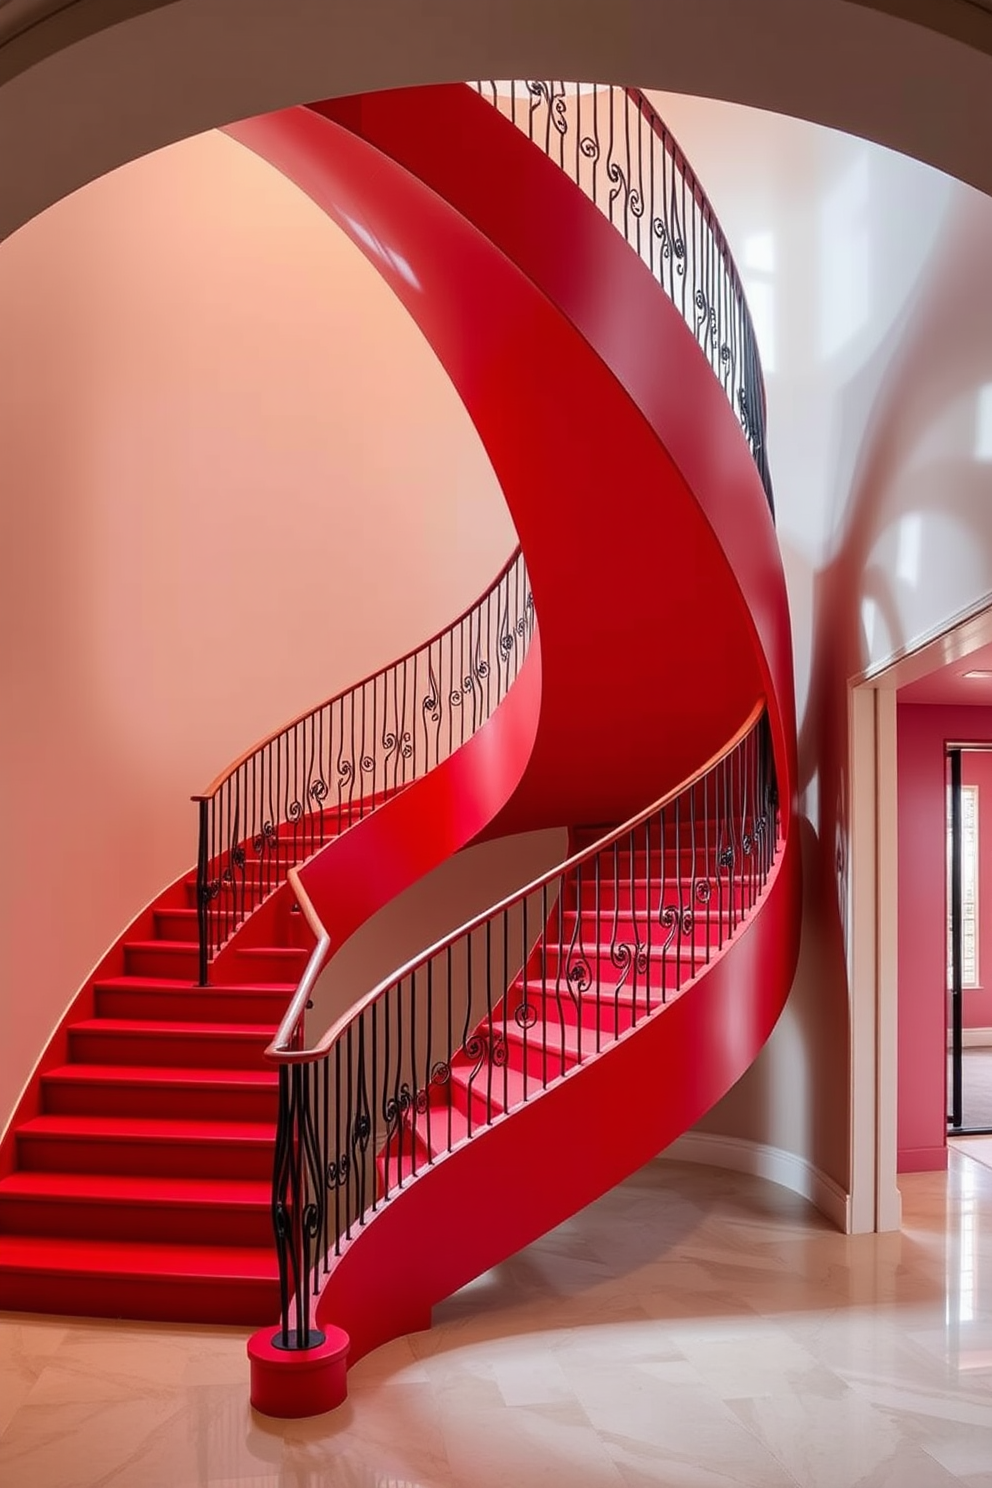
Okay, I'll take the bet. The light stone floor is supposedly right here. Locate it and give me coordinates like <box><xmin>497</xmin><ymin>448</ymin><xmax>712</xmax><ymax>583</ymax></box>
<box><xmin>1</xmin><ymin>1152</ymin><xmax>991</xmax><ymax>1488</ymax></box>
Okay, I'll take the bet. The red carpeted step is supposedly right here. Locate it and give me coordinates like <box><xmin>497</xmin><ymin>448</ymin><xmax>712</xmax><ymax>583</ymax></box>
<box><xmin>502</xmin><ymin>1016</ymin><xmax>582</xmax><ymax>1083</ymax></box>
<box><xmin>16</xmin><ymin>1114</ymin><xmax>275</xmax><ymax>1178</ymax></box>
<box><xmin>124</xmin><ymin>940</ymin><xmax>199</xmax><ymax>979</ymax></box>
<box><xmin>564</xmin><ymin>876</ymin><xmax>754</xmax><ymax>913</ymax></box>
<box><xmin>0</xmin><ymin>1234</ymin><xmax>279</xmax><ymax>1325</ymax></box>
<box><xmin>67</xmin><ymin>1019</ymin><xmax>276</xmax><ymax>1070</ymax></box>
<box><xmin>375</xmin><ymin>1126</ymin><xmax>433</xmax><ymax>1196</ymax></box>
<box><xmin>513</xmin><ymin>977</ymin><xmax>667</xmax><ymax>1038</ymax></box>
<box><xmin>223</xmin><ymin>946</ymin><xmax>311</xmax><ymax>982</ymax></box>
<box><xmin>41</xmin><ymin>1063</ymin><xmax>279</xmax><ymax>1121</ymax></box>
<box><xmin>537</xmin><ymin>934</ymin><xmax>728</xmax><ymax>984</ymax></box>
<box><xmin>153</xmin><ymin>907</ymin><xmax>201</xmax><ymax>942</ymax></box>
<box><xmin>93</xmin><ymin>977</ymin><xmax>294</xmax><ymax>1024</ymax></box>
<box><xmin>0</xmin><ymin>1171</ymin><xmax>273</xmax><ymax>1245</ymax></box>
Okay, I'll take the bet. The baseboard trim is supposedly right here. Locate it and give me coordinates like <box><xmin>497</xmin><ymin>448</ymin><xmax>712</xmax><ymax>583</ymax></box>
<box><xmin>963</xmin><ymin>1027</ymin><xmax>992</xmax><ymax>1048</ymax></box>
<box><xmin>897</xmin><ymin>1144</ymin><xmax>949</xmax><ymax>1173</ymax></box>
<box><xmin>660</xmin><ymin>1131</ymin><xmax>850</xmax><ymax>1232</ymax></box>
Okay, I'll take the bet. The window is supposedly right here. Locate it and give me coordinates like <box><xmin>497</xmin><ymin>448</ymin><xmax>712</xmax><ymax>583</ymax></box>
<box><xmin>947</xmin><ymin>783</ymin><xmax>979</xmax><ymax>988</ymax></box>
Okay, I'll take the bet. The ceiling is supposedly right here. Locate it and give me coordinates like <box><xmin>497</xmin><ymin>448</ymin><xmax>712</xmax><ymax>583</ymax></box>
<box><xmin>898</xmin><ymin>639</ymin><xmax>992</xmax><ymax>706</ymax></box>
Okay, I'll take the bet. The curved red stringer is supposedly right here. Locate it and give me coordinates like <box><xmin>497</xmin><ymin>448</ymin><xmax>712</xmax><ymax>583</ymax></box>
<box><xmin>230</xmin><ymin>83</ymin><xmax>802</xmax><ymax>1407</ymax></box>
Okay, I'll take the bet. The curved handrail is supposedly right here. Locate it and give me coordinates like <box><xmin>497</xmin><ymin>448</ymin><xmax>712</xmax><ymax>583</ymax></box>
<box><xmin>275</xmin><ymin>696</ymin><xmax>769</xmax><ymax>1061</ymax></box>
<box><xmin>267</xmin><ymin>701</ymin><xmax>778</xmax><ymax>1344</ymax></box>
<box><xmin>192</xmin><ymin>545</ymin><xmax>533</xmax><ymax>981</ymax></box>
<box><xmin>471</xmin><ymin>81</ymin><xmax>773</xmax><ymax>511</ymax></box>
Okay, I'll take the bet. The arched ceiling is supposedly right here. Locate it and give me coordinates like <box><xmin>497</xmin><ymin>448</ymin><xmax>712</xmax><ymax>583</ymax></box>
<box><xmin>1</xmin><ymin>0</ymin><xmax>992</xmax><ymax>241</ymax></box>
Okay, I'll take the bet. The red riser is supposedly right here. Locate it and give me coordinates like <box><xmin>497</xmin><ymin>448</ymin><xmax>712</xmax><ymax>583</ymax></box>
<box><xmin>376</xmin><ymin>1128</ymin><xmax>433</xmax><ymax>1197</ymax></box>
<box><xmin>41</xmin><ymin>1065</ymin><xmax>278</xmax><ymax>1122</ymax></box>
<box><xmin>534</xmin><ymin>938</ymin><xmax>729</xmax><ymax>987</ymax></box>
<box><xmin>562</xmin><ymin>868</ymin><xmax>755</xmax><ymax>904</ymax></box>
<box><xmin>124</xmin><ymin>942</ymin><xmax>199</xmax><ymax>979</ymax></box>
<box><xmin>67</xmin><ymin>1020</ymin><xmax>274</xmax><ymax>1071</ymax></box>
<box><xmin>93</xmin><ymin>979</ymin><xmax>293</xmax><ymax>1025</ymax></box>
<box><xmin>223</xmin><ymin>947</ymin><xmax>310</xmax><ymax>982</ymax></box>
<box><xmin>16</xmin><ymin>1117</ymin><xmax>274</xmax><ymax>1179</ymax></box>
<box><xmin>502</xmin><ymin>1022</ymin><xmax>575</xmax><ymax>1083</ymax></box>
<box><xmin>153</xmin><ymin>908</ymin><xmax>201</xmax><ymax>942</ymax></box>
<box><xmin>0</xmin><ymin>1237</ymin><xmax>278</xmax><ymax>1325</ymax></box>
<box><xmin>551</xmin><ymin>902</ymin><xmax>740</xmax><ymax>938</ymax></box>
<box><xmin>0</xmin><ymin>1173</ymin><xmax>273</xmax><ymax>1246</ymax></box>
<box><xmin>510</xmin><ymin>984</ymin><xmax>640</xmax><ymax>1040</ymax></box>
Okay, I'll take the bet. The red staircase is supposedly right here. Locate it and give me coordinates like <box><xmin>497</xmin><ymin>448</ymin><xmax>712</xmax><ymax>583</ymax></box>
<box><xmin>225</xmin><ymin>83</ymin><xmax>801</xmax><ymax>1414</ymax></box>
<box><xmin>0</xmin><ymin>830</ymin><xmax>324</xmax><ymax>1322</ymax></box>
<box><xmin>0</xmin><ymin>79</ymin><xmax>802</xmax><ymax>1418</ymax></box>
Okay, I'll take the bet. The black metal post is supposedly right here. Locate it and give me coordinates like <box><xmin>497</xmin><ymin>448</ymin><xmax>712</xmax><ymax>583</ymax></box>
<box><xmin>948</xmin><ymin>747</ymin><xmax>964</xmax><ymax>1130</ymax></box>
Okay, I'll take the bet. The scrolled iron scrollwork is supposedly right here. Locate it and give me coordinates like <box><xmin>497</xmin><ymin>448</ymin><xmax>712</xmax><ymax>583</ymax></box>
<box><xmin>422</xmin><ymin>661</ymin><xmax>442</xmax><ymax>724</ymax></box>
<box><xmin>326</xmin><ymin>1152</ymin><xmax>350</xmax><ymax>1189</ymax></box>
<box><xmin>252</xmin><ymin>822</ymin><xmax>277</xmax><ymax>858</ymax></box>
<box><xmin>660</xmin><ymin>904</ymin><xmax>693</xmax><ymax>941</ymax></box>
<box><xmin>383</xmin><ymin>1084</ymin><xmax>414</xmax><ymax>1127</ymax></box>
<box><xmin>566</xmin><ymin>957</ymin><xmax>591</xmax><ymax>994</ymax></box>
<box><xmin>195</xmin><ymin>549</ymin><xmax>534</xmax><ymax>978</ymax></box>
<box><xmin>525</xmin><ymin>79</ymin><xmax>568</xmax><ymax>136</ymax></box>
<box><xmin>652</xmin><ymin>217</ymin><xmax>685</xmax><ymax>274</ymax></box>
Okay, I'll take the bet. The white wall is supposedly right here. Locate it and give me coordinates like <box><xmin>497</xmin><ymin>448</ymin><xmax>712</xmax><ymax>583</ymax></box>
<box><xmin>0</xmin><ymin>129</ymin><xmax>515</xmax><ymax>1127</ymax></box>
<box><xmin>646</xmin><ymin>91</ymin><xmax>992</xmax><ymax>1186</ymax></box>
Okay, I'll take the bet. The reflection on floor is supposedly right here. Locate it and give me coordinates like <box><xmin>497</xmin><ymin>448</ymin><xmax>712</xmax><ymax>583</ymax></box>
<box><xmin>1</xmin><ymin>1153</ymin><xmax>990</xmax><ymax>1488</ymax></box>
<box><xmin>952</xmin><ymin>1048</ymin><xmax>992</xmax><ymax>1130</ymax></box>
<box><xmin>950</xmin><ymin>1134</ymin><xmax>992</xmax><ymax>1175</ymax></box>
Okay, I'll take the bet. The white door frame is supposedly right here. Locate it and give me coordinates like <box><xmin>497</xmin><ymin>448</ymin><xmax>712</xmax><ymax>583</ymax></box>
<box><xmin>849</xmin><ymin>598</ymin><xmax>992</xmax><ymax>1231</ymax></box>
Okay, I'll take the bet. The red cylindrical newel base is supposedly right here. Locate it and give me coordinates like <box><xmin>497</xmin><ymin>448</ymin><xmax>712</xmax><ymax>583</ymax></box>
<box><xmin>248</xmin><ymin>1325</ymin><xmax>351</xmax><ymax>1417</ymax></box>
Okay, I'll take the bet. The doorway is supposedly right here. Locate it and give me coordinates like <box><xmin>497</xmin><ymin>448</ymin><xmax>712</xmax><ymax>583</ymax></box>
<box><xmin>946</xmin><ymin>744</ymin><xmax>992</xmax><ymax>1137</ymax></box>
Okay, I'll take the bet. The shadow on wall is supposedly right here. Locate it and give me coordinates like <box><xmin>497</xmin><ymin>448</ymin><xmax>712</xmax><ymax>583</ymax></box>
<box><xmin>797</xmin><ymin>188</ymin><xmax>992</xmax><ymax>1172</ymax></box>
<box><xmin>695</xmin><ymin>184</ymin><xmax>992</xmax><ymax>1191</ymax></box>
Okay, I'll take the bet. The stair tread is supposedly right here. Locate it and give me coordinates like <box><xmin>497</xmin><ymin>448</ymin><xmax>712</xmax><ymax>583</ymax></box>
<box><xmin>69</xmin><ymin>1019</ymin><xmax>276</xmax><ymax>1038</ymax></box>
<box><xmin>235</xmin><ymin>946</ymin><xmax>307</xmax><ymax>958</ymax></box>
<box><xmin>19</xmin><ymin>1114</ymin><xmax>275</xmax><ymax>1143</ymax></box>
<box><xmin>94</xmin><ymin>977</ymin><xmax>297</xmax><ymax>993</ymax></box>
<box><xmin>0</xmin><ymin>1171</ymin><xmax>270</xmax><ymax>1206</ymax></box>
<box><xmin>125</xmin><ymin>940</ymin><xmax>198</xmax><ymax>952</ymax></box>
<box><xmin>43</xmin><ymin>1063</ymin><xmax>278</xmax><ymax>1089</ymax></box>
<box><xmin>0</xmin><ymin>1233</ymin><xmax>278</xmax><ymax>1280</ymax></box>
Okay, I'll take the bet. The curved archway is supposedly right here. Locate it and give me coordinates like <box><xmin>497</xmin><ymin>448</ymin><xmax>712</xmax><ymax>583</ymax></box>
<box><xmin>2</xmin><ymin>0</ymin><xmax>992</xmax><ymax>241</ymax></box>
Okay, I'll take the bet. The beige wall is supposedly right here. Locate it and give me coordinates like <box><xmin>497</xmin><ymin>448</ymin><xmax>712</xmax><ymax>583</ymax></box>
<box><xmin>0</xmin><ymin>129</ymin><xmax>514</xmax><ymax>1127</ymax></box>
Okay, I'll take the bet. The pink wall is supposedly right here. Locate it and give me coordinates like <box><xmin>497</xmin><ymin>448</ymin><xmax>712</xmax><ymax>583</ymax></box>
<box><xmin>0</xmin><ymin>130</ymin><xmax>515</xmax><ymax>1131</ymax></box>
<box><xmin>896</xmin><ymin>703</ymin><xmax>992</xmax><ymax>1170</ymax></box>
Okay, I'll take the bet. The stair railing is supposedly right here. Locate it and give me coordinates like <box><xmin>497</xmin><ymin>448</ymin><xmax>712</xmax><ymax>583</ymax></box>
<box><xmin>192</xmin><ymin>548</ymin><xmax>534</xmax><ymax>984</ymax></box>
<box><xmin>471</xmin><ymin>82</ymin><xmax>773</xmax><ymax>512</ymax></box>
<box><xmin>267</xmin><ymin>702</ymin><xmax>777</xmax><ymax>1348</ymax></box>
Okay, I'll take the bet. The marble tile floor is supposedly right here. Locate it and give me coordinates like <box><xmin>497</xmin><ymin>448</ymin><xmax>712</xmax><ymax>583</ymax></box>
<box><xmin>1</xmin><ymin>1152</ymin><xmax>990</xmax><ymax>1488</ymax></box>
